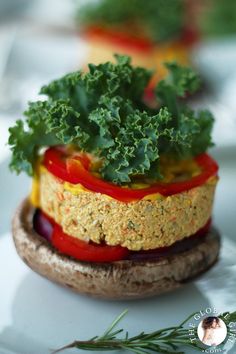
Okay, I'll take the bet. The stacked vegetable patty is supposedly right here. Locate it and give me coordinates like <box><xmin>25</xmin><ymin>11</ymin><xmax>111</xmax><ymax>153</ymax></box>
<box><xmin>9</xmin><ymin>56</ymin><xmax>218</xmax><ymax>261</ymax></box>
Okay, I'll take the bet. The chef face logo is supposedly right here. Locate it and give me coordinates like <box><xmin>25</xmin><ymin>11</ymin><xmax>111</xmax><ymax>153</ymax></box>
<box><xmin>197</xmin><ymin>317</ymin><xmax>227</xmax><ymax>347</ymax></box>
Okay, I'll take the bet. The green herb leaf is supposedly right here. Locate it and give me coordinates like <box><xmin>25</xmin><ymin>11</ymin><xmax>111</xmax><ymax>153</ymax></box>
<box><xmin>53</xmin><ymin>310</ymin><xmax>236</xmax><ymax>353</ymax></box>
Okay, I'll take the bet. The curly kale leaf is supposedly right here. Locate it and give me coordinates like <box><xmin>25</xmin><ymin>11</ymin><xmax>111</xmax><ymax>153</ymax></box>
<box><xmin>97</xmin><ymin>105</ymin><xmax>172</xmax><ymax>183</ymax></box>
<box><xmin>8</xmin><ymin>102</ymin><xmax>60</xmax><ymax>175</ymax></box>
<box><xmin>8</xmin><ymin>56</ymin><xmax>214</xmax><ymax>184</ymax></box>
<box><xmin>40</xmin><ymin>55</ymin><xmax>151</xmax><ymax>112</ymax></box>
<box><xmin>154</xmin><ymin>62</ymin><xmax>214</xmax><ymax>159</ymax></box>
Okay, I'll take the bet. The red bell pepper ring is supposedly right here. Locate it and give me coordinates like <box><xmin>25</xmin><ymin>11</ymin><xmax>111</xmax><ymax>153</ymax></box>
<box><xmin>52</xmin><ymin>223</ymin><xmax>129</xmax><ymax>263</ymax></box>
<box><xmin>37</xmin><ymin>210</ymin><xmax>211</xmax><ymax>263</ymax></box>
<box><xmin>44</xmin><ymin>147</ymin><xmax>218</xmax><ymax>202</ymax></box>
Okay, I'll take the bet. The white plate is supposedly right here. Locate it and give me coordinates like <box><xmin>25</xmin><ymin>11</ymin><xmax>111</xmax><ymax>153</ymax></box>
<box><xmin>0</xmin><ymin>147</ymin><xmax>236</xmax><ymax>354</ymax></box>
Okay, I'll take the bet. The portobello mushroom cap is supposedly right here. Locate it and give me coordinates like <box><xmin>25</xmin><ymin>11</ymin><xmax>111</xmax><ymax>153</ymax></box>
<box><xmin>12</xmin><ymin>198</ymin><xmax>220</xmax><ymax>300</ymax></box>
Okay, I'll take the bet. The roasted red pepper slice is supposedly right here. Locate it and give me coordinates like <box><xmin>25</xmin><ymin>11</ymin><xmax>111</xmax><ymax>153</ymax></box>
<box><xmin>52</xmin><ymin>223</ymin><xmax>129</xmax><ymax>263</ymax></box>
<box><xmin>35</xmin><ymin>210</ymin><xmax>211</xmax><ymax>263</ymax></box>
<box><xmin>43</xmin><ymin>147</ymin><xmax>218</xmax><ymax>202</ymax></box>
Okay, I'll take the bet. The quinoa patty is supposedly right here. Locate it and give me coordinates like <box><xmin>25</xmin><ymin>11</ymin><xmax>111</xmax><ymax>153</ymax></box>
<box><xmin>37</xmin><ymin>168</ymin><xmax>217</xmax><ymax>251</ymax></box>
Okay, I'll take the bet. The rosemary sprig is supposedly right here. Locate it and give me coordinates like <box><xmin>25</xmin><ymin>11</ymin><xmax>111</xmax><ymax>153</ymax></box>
<box><xmin>53</xmin><ymin>310</ymin><xmax>236</xmax><ymax>354</ymax></box>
